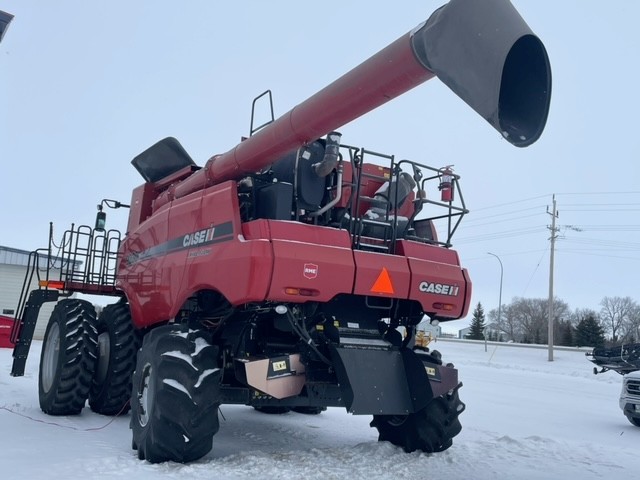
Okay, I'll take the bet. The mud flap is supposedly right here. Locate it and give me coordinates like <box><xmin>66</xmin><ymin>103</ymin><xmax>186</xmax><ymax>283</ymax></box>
<box><xmin>330</xmin><ymin>345</ymin><xmax>432</xmax><ymax>415</ymax></box>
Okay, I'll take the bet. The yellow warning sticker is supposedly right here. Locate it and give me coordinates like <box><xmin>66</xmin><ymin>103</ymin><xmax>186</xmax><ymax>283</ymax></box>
<box><xmin>272</xmin><ymin>360</ymin><xmax>287</xmax><ymax>371</ymax></box>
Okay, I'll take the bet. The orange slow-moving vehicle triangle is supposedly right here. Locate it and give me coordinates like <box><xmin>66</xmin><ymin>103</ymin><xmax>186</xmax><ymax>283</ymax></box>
<box><xmin>371</xmin><ymin>267</ymin><xmax>394</xmax><ymax>294</ymax></box>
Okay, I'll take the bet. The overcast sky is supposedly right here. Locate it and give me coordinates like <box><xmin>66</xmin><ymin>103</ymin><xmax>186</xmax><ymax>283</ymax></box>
<box><xmin>1</xmin><ymin>1</ymin><xmax>639</xmax><ymax>331</ymax></box>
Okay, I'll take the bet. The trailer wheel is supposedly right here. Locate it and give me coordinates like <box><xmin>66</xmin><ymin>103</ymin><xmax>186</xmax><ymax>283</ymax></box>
<box><xmin>130</xmin><ymin>325</ymin><xmax>221</xmax><ymax>463</ymax></box>
<box><xmin>88</xmin><ymin>302</ymin><xmax>141</xmax><ymax>415</ymax></box>
<box><xmin>38</xmin><ymin>299</ymin><xmax>97</xmax><ymax>415</ymax></box>
<box><xmin>370</xmin><ymin>384</ymin><xmax>465</xmax><ymax>453</ymax></box>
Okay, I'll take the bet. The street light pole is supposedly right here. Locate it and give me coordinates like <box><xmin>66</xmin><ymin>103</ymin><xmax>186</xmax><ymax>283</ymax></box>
<box><xmin>487</xmin><ymin>252</ymin><xmax>503</xmax><ymax>352</ymax></box>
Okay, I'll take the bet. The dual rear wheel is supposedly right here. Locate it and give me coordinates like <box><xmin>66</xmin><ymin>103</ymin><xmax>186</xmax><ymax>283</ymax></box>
<box><xmin>38</xmin><ymin>299</ymin><xmax>139</xmax><ymax>416</ymax></box>
<box><xmin>39</xmin><ymin>299</ymin><xmax>97</xmax><ymax>415</ymax></box>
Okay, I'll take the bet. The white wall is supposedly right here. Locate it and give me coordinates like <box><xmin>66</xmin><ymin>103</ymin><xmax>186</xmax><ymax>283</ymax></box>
<box><xmin>0</xmin><ymin>264</ymin><xmax>60</xmax><ymax>340</ymax></box>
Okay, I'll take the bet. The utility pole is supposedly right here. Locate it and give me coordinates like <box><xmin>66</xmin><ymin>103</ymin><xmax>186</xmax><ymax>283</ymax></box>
<box><xmin>547</xmin><ymin>195</ymin><xmax>558</xmax><ymax>361</ymax></box>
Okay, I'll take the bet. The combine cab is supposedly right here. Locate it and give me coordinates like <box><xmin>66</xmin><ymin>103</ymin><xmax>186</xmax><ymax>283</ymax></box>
<box><xmin>10</xmin><ymin>0</ymin><xmax>551</xmax><ymax>463</ymax></box>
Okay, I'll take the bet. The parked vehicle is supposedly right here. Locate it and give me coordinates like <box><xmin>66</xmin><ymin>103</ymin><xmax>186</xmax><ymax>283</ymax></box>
<box><xmin>588</xmin><ymin>344</ymin><xmax>640</xmax><ymax>426</ymax></box>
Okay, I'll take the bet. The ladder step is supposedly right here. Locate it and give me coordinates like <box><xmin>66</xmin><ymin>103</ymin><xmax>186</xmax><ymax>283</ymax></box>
<box><xmin>360</xmin><ymin>218</ymin><xmax>392</xmax><ymax>228</ymax></box>
<box><xmin>358</xmin><ymin>242</ymin><xmax>389</xmax><ymax>252</ymax></box>
<box><xmin>11</xmin><ymin>289</ymin><xmax>60</xmax><ymax>377</ymax></box>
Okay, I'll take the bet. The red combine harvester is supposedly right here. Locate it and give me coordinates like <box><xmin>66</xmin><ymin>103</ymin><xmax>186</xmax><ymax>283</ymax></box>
<box><xmin>10</xmin><ymin>0</ymin><xmax>551</xmax><ymax>463</ymax></box>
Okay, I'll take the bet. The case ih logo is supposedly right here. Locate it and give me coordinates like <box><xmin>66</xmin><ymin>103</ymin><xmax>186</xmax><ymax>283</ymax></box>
<box><xmin>303</xmin><ymin>263</ymin><xmax>318</xmax><ymax>279</ymax></box>
<box><xmin>419</xmin><ymin>281</ymin><xmax>459</xmax><ymax>296</ymax></box>
<box><xmin>183</xmin><ymin>226</ymin><xmax>216</xmax><ymax>247</ymax></box>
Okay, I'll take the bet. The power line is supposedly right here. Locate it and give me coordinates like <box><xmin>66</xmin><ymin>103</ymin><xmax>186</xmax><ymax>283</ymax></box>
<box><xmin>472</xmin><ymin>192</ymin><xmax>640</xmax><ymax>214</ymax></box>
<box><xmin>461</xmin><ymin>212</ymin><xmax>546</xmax><ymax>229</ymax></box>
<box><xmin>556</xmin><ymin>191</ymin><xmax>640</xmax><ymax>196</ymax></box>
<box><xmin>456</xmin><ymin>226</ymin><xmax>547</xmax><ymax>244</ymax></box>
<box><xmin>567</xmin><ymin>225</ymin><xmax>640</xmax><ymax>231</ymax></box>
<box><xmin>562</xmin><ymin>208</ymin><xmax>640</xmax><ymax>213</ymax></box>
<box><xmin>521</xmin><ymin>243</ymin><xmax>549</xmax><ymax>296</ymax></box>
<box><xmin>471</xmin><ymin>194</ymin><xmax>550</xmax><ymax>212</ymax></box>
<box><xmin>562</xmin><ymin>203</ymin><xmax>640</xmax><ymax>207</ymax></box>
<box><xmin>464</xmin><ymin>205</ymin><xmax>546</xmax><ymax>223</ymax></box>
<box><xmin>561</xmin><ymin>237</ymin><xmax>640</xmax><ymax>249</ymax></box>
<box><xmin>555</xmin><ymin>249</ymin><xmax>640</xmax><ymax>261</ymax></box>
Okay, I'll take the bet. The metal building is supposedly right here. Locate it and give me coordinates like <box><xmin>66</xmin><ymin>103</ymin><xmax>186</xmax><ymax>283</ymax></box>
<box><xmin>0</xmin><ymin>245</ymin><xmax>63</xmax><ymax>340</ymax></box>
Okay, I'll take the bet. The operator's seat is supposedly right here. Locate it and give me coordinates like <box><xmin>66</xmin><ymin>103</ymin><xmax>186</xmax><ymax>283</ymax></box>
<box><xmin>361</xmin><ymin>172</ymin><xmax>416</xmax><ymax>238</ymax></box>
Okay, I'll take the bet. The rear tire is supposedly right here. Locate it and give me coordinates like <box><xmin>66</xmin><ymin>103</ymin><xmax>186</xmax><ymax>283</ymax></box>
<box><xmin>292</xmin><ymin>406</ymin><xmax>326</xmax><ymax>415</ymax></box>
<box><xmin>38</xmin><ymin>299</ymin><xmax>97</xmax><ymax>415</ymax></box>
<box><xmin>130</xmin><ymin>325</ymin><xmax>221</xmax><ymax>463</ymax></box>
<box><xmin>89</xmin><ymin>302</ymin><xmax>141</xmax><ymax>415</ymax></box>
<box><xmin>370</xmin><ymin>384</ymin><xmax>465</xmax><ymax>453</ymax></box>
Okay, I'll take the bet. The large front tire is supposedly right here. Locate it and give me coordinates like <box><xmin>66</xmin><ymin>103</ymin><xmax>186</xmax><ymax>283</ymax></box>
<box><xmin>130</xmin><ymin>325</ymin><xmax>221</xmax><ymax>463</ymax></box>
<box><xmin>39</xmin><ymin>299</ymin><xmax>98</xmax><ymax>415</ymax></box>
<box><xmin>370</xmin><ymin>384</ymin><xmax>465</xmax><ymax>453</ymax></box>
<box><xmin>88</xmin><ymin>301</ymin><xmax>141</xmax><ymax>415</ymax></box>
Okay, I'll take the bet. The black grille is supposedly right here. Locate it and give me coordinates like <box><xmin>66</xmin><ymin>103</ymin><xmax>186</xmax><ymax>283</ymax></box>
<box><xmin>626</xmin><ymin>380</ymin><xmax>640</xmax><ymax>397</ymax></box>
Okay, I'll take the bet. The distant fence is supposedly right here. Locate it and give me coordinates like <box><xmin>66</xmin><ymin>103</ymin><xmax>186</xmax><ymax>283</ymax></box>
<box><xmin>437</xmin><ymin>337</ymin><xmax>593</xmax><ymax>353</ymax></box>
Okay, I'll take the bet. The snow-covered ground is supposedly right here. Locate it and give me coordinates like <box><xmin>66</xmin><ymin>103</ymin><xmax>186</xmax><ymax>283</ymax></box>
<box><xmin>1</xmin><ymin>339</ymin><xmax>638</xmax><ymax>479</ymax></box>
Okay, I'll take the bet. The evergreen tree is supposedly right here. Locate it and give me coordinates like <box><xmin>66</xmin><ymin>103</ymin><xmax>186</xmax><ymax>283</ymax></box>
<box><xmin>467</xmin><ymin>302</ymin><xmax>486</xmax><ymax>340</ymax></box>
<box><xmin>575</xmin><ymin>314</ymin><xmax>606</xmax><ymax>347</ymax></box>
<box><xmin>559</xmin><ymin>320</ymin><xmax>574</xmax><ymax>347</ymax></box>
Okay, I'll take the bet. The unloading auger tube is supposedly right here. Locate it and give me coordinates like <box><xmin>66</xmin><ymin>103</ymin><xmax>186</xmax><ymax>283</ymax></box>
<box><xmin>154</xmin><ymin>0</ymin><xmax>551</xmax><ymax>209</ymax></box>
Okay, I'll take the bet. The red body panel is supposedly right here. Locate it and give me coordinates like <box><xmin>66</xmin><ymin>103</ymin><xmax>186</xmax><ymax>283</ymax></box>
<box><xmin>353</xmin><ymin>251</ymin><xmax>410</xmax><ymax>299</ymax></box>
<box><xmin>0</xmin><ymin>315</ymin><xmax>15</xmax><ymax>348</ymax></box>
<box><xmin>119</xmin><ymin>181</ymin><xmax>273</xmax><ymax>328</ymax></box>
<box><xmin>269</xmin><ymin>239</ymin><xmax>354</xmax><ymax>302</ymax></box>
<box><xmin>119</xmin><ymin>177</ymin><xmax>470</xmax><ymax>328</ymax></box>
<box><xmin>262</xmin><ymin>220</ymin><xmax>355</xmax><ymax>302</ymax></box>
<box><xmin>397</xmin><ymin>240</ymin><xmax>471</xmax><ymax>318</ymax></box>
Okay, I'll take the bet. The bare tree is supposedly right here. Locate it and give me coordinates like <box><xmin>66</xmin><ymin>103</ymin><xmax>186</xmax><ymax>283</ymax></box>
<box><xmin>571</xmin><ymin>308</ymin><xmax>599</xmax><ymax>324</ymax></box>
<box><xmin>618</xmin><ymin>302</ymin><xmax>640</xmax><ymax>343</ymax></box>
<box><xmin>511</xmin><ymin>298</ymin><xmax>546</xmax><ymax>343</ymax></box>
<box><xmin>489</xmin><ymin>303</ymin><xmax>520</xmax><ymax>342</ymax></box>
<box><xmin>599</xmin><ymin>297</ymin><xmax>637</xmax><ymax>343</ymax></box>
<box><xmin>489</xmin><ymin>297</ymin><xmax>569</xmax><ymax>344</ymax></box>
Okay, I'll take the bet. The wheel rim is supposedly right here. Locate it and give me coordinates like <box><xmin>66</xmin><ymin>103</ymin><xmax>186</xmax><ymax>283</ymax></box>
<box><xmin>95</xmin><ymin>331</ymin><xmax>110</xmax><ymax>386</ymax></box>
<box><xmin>41</xmin><ymin>322</ymin><xmax>61</xmax><ymax>393</ymax></box>
<box><xmin>137</xmin><ymin>363</ymin><xmax>153</xmax><ymax>427</ymax></box>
